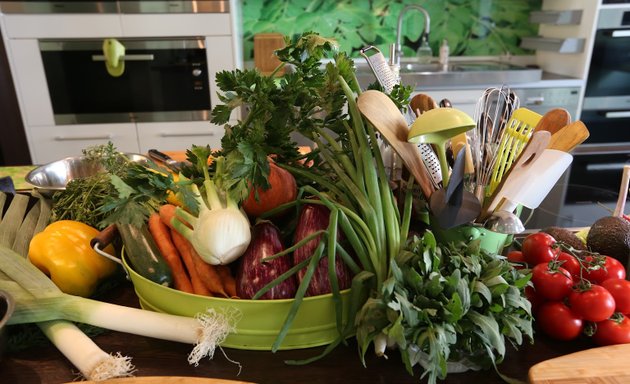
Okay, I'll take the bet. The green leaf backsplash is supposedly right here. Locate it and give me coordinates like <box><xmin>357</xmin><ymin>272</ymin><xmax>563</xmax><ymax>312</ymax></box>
<box><xmin>241</xmin><ymin>0</ymin><xmax>542</xmax><ymax>60</ymax></box>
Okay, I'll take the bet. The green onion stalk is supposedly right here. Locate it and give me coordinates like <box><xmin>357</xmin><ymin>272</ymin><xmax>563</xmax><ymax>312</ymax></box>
<box><xmin>256</xmin><ymin>53</ymin><xmax>415</xmax><ymax>361</ymax></box>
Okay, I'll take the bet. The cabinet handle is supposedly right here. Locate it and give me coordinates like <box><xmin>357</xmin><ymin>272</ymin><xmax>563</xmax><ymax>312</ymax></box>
<box><xmin>91</xmin><ymin>54</ymin><xmax>155</xmax><ymax>61</ymax></box>
<box><xmin>605</xmin><ymin>111</ymin><xmax>630</xmax><ymax>118</ymax></box>
<box><xmin>586</xmin><ymin>163</ymin><xmax>627</xmax><ymax>171</ymax></box>
<box><xmin>54</xmin><ymin>134</ymin><xmax>113</xmax><ymax>141</ymax></box>
<box><xmin>160</xmin><ymin>132</ymin><xmax>215</xmax><ymax>138</ymax></box>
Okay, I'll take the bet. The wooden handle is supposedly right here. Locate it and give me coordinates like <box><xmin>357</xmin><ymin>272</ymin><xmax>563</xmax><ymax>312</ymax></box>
<box><xmin>90</xmin><ymin>223</ymin><xmax>119</xmax><ymax>250</ymax></box>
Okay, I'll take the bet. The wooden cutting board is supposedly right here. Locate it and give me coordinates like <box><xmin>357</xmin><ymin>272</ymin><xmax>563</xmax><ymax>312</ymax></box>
<box><xmin>529</xmin><ymin>343</ymin><xmax>630</xmax><ymax>383</ymax></box>
<box><xmin>70</xmin><ymin>377</ymin><xmax>252</xmax><ymax>384</ymax></box>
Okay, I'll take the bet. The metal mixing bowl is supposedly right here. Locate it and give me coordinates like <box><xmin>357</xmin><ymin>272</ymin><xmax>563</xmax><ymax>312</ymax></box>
<box><xmin>0</xmin><ymin>290</ymin><xmax>15</xmax><ymax>361</ymax></box>
<box><xmin>25</xmin><ymin>153</ymin><xmax>150</xmax><ymax>197</ymax></box>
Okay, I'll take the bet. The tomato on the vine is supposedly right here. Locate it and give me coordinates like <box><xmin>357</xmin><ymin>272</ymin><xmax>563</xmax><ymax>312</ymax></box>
<box><xmin>507</xmin><ymin>250</ymin><xmax>526</xmax><ymax>264</ymax></box>
<box><xmin>556</xmin><ymin>252</ymin><xmax>581</xmax><ymax>278</ymax></box>
<box><xmin>601</xmin><ymin>279</ymin><xmax>630</xmax><ymax>314</ymax></box>
<box><xmin>568</xmin><ymin>284</ymin><xmax>616</xmax><ymax>322</ymax></box>
<box><xmin>525</xmin><ymin>285</ymin><xmax>546</xmax><ymax>315</ymax></box>
<box><xmin>537</xmin><ymin>301</ymin><xmax>584</xmax><ymax>341</ymax></box>
<box><xmin>582</xmin><ymin>256</ymin><xmax>626</xmax><ymax>284</ymax></box>
<box><xmin>522</xmin><ymin>232</ymin><xmax>557</xmax><ymax>265</ymax></box>
<box><xmin>531</xmin><ymin>263</ymin><xmax>573</xmax><ymax>301</ymax></box>
<box><xmin>593</xmin><ymin>314</ymin><xmax>630</xmax><ymax>346</ymax></box>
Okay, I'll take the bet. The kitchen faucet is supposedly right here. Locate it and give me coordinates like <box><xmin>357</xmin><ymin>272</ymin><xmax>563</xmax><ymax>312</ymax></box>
<box><xmin>394</xmin><ymin>5</ymin><xmax>431</xmax><ymax>67</ymax></box>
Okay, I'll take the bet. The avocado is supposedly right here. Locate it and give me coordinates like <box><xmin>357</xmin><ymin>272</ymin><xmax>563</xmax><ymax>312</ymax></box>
<box><xmin>586</xmin><ymin>216</ymin><xmax>630</xmax><ymax>268</ymax></box>
<box><xmin>541</xmin><ymin>226</ymin><xmax>587</xmax><ymax>251</ymax></box>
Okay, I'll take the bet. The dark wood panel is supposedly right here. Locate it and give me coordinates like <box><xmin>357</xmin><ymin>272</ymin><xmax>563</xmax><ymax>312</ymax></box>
<box><xmin>0</xmin><ymin>29</ymin><xmax>31</xmax><ymax>166</ymax></box>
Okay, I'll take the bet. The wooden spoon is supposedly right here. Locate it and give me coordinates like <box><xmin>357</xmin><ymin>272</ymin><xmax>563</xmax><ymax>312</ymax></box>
<box><xmin>534</xmin><ymin>108</ymin><xmax>571</xmax><ymax>135</ymax></box>
<box><xmin>409</xmin><ymin>93</ymin><xmax>438</xmax><ymax>117</ymax></box>
<box><xmin>547</xmin><ymin>120</ymin><xmax>590</xmax><ymax>152</ymax></box>
<box><xmin>357</xmin><ymin>90</ymin><xmax>435</xmax><ymax>199</ymax></box>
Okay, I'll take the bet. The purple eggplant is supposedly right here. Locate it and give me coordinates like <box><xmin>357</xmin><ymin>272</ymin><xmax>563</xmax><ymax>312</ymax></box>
<box><xmin>293</xmin><ymin>203</ymin><xmax>352</xmax><ymax>297</ymax></box>
<box><xmin>236</xmin><ymin>221</ymin><xmax>297</xmax><ymax>300</ymax></box>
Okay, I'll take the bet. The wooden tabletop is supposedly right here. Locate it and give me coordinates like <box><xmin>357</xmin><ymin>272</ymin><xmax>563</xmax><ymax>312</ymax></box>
<box><xmin>1</xmin><ymin>282</ymin><xmax>596</xmax><ymax>384</ymax></box>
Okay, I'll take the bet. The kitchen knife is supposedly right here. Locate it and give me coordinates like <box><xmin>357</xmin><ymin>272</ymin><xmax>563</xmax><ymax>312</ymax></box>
<box><xmin>147</xmin><ymin>149</ymin><xmax>184</xmax><ymax>172</ymax></box>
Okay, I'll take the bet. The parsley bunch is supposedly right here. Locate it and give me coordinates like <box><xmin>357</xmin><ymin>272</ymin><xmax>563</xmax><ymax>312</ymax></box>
<box><xmin>356</xmin><ymin>232</ymin><xmax>533</xmax><ymax>384</ymax></box>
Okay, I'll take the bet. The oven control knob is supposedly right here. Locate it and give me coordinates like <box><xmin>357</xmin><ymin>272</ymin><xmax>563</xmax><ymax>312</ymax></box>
<box><xmin>192</xmin><ymin>69</ymin><xmax>203</xmax><ymax>77</ymax></box>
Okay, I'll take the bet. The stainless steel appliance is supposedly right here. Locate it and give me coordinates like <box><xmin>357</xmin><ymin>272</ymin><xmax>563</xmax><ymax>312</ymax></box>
<box><xmin>39</xmin><ymin>38</ymin><xmax>212</xmax><ymax>124</ymax></box>
<box><xmin>560</xmin><ymin>5</ymin><xmax>630</xmax><ymax>227</ymax></box>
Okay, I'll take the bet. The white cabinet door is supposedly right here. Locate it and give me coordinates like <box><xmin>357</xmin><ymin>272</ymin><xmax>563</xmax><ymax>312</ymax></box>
<box><xmin>136</xmin><ymin>121</ymin><xmax>223</xmax><ymax>153</ymax></box>
<box><xmin>29</xmin><ymin>124</ymin><xmax>139</xmax><ymax>164</ymax></box>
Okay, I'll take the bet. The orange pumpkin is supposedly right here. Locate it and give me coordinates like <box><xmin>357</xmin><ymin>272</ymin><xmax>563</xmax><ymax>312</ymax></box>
<box><xmin>242</xmin><ymin>161</ymin><xmax>297</xmax><ymax>218</ymax></box>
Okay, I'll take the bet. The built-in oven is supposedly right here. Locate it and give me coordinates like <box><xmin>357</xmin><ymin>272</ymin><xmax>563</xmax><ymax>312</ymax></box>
<box><xmin>558</xmin><ymin>5</ymin><xmax>630</xmax><ymax>227</ymax></box>
<box><xmin>39</xmin><ymin>37</ymin><xmax>211</xmax><ymax>124</ymax></box>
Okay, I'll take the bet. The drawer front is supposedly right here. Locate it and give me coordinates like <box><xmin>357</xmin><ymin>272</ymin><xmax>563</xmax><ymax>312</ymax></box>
<box><xmin>136</xmin><ymin>121</ymin><xmax>223</xmax><ymax>153</ymax></box>
<box><xmin>29</xmin><ymin>124</ymin><xmax>139</xmax><ymax>164</ymax></box>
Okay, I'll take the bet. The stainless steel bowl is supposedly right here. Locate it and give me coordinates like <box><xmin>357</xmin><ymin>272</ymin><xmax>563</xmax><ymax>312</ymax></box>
<box><xmin>25</xmin><ymin>153</ymin><xmax>150</xmax><ymax>197</ymax></box>
<box><xmin>0</xmin><ymin>290</ymin><xmax>14</xmax><ymax>361</ymax></box>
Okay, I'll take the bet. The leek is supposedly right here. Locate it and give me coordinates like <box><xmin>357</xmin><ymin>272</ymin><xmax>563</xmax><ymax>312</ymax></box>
<box><xmin>0</xmin><ymin>244</ymin><xmax>238</xmax><ymax>366</ymax></box>
<box><xmin>0</xmin><ymin>192</ymin><xmax>134</xmax><ymax>380</ymax></box>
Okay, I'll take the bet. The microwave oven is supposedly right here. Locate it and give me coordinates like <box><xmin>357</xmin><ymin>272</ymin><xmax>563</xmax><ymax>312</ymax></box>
<box><xmin>39</xmin><ymin>37</ymin><xmax>212</xmax><ymax>124</ymax></box>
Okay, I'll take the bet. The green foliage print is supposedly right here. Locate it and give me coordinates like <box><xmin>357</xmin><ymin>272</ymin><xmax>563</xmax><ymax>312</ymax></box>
<box><xmin>241</xmin><ymin>0</ymin><xmax>541</xmax><ymax>60</ymax></box>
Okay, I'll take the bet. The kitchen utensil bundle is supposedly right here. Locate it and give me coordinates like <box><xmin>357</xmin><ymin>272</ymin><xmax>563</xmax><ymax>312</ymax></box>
<box><xmin>470</xmin><ymin>85</ymin><xmax>520</xmax><ymax>204</ymax></box>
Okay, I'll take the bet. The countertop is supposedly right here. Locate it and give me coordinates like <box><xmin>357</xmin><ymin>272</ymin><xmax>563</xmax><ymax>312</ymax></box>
<box><xmin>1</xmin><ymin>282</ymin><xmax>598</xmax><ymax>384</ymax></box>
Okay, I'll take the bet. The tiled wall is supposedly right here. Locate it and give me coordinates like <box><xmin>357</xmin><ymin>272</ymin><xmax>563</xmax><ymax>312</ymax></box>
<box><xmin>241</xmin><ymin>0</ymin><xmax>542</xmax><ymax>60</ymax></box>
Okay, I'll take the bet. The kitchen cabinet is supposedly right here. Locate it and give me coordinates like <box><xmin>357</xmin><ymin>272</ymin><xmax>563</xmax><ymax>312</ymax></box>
<box><xmin>28</xmin><ymin>123</ymin><xmax>140</xmax><ymax>164</ymax></box>
<box><xmin>0</xmin><ymin>1</ymin><xmax>241</xmax><ymax>165</ymax></box>
<box><xmin>137</xmin><ymin>121</ymin><xmax>223</xmax><ymax>154</ymax></box>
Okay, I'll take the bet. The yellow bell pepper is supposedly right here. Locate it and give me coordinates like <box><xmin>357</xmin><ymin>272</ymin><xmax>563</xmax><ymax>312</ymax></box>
<box><xmin>28</xmin><ymin>220</ymin><xmax>118</xmax><ymax>297</ymax></box>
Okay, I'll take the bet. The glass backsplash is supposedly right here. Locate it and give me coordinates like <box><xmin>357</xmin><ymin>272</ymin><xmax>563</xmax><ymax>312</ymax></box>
<box><xmin>241</xmin><ymin>0</ymin><xmax>542</xmax><ymax>61</ymax></box>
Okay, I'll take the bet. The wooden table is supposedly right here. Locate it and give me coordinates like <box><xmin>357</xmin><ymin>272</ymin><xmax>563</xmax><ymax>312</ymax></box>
<box><xmin>1</xmin><ymin>282</ymin><xmax>595</xmax><ymax>384</ymax></box>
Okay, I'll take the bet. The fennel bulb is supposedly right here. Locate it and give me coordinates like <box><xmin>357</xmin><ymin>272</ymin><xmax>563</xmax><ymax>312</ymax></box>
<box><xmin>171</xmin><ymin>153</ymin><xmax>251</xmax><ymax>265</ymax></box>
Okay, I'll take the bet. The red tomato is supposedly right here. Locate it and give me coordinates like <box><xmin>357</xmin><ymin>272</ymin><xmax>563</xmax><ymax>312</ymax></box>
<box><xmin>583</xmin><ymin>256</ymin><xmax>626</xmax><ymax>284</ymax></box>
<box><xmin>537</xmin><ymin>301</ymin><xmax>584</xmax><ymax>341</ymax></box>
<box><xmin>556</xmin><ymin>252</ymin><xmax>581</xmax><ymax>278</ymax></box>
<box><xmin>569</xmin><ymin>284</ymin><xmax>616</xmax><ymax>322</ymax></box>
<box><xmin>522</xmin><ymin>232</ymin><xmax>557</xmax><ymax>265</ymax></box>
<box><xmin>601</xmin><ymin>279</ymin><xmax>630</xmax><ymax>314</ymax></box>
<box><xmin>507</xmin><ymin>250</ymin><xmax>526</xmax><ymax>269</ymax></box>
<box><xmin>525</xmin><ymin>285</ymin><xmax>546</xmax><ymax>315</ymax></box>
<box><xmin>531</xmin><ymin>263</ymin><xmax>573</xmax><ymax>301</ymax></box>
<box><xmin>593</xmin><ymin>315</ymin><xmax>630</xmax><ymax>346</ymax></box>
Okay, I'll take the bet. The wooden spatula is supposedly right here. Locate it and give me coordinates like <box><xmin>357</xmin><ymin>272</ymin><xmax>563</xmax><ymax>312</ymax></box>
<box><xmin>547</xmin><ymin>120</ymin><xmax>590</xmax><ymax>152</ymax></box>
<box><xmin>534</xmin><ymin>108</ymin><xmax>571</xmax><ymax>135</ymax></box>
<box><xmin>409</xmin><ymin>93</ymin><xmax>438</xmax><ymax>117</ymax></box>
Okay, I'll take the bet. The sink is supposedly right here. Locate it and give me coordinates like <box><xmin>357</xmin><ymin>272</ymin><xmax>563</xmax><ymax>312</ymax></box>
<box><xmin>355</xmin><ymin>60</ymin><xmax>543</xmax><ymax>89</ymax></box>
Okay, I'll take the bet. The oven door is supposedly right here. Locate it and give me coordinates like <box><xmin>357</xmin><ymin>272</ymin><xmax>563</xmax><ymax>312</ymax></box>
<box><xmin>39</xmin><ymin>38</ymin><xmax>211</xmax><ymax>124</ymax></box>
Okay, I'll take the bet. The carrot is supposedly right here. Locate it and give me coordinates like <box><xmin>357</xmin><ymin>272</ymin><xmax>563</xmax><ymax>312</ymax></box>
<box><xmin>159</xmin><ymin>204</ymin><xmax>180</xmax><ymax>230</ymax></box>
<box><xmin>147</xmin><ymin>213</ymin><xmax>193</xmax><ymax>293</ymax></box>
<box><xmin>216</xmin><ymin>265</ymin><xmax>238</xmax><ymax>298</ymax></box>
<box><xmin>169</xmin><ymin>228</ymin><xmax>212</xmax><ymax>296</ymax></box>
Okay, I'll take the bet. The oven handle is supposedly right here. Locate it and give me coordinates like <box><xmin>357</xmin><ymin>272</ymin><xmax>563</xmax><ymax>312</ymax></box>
<box><xmin>586</xmin><ymin>163</ymin><xmax>628</xmax><ymax>172</ymax></box>
<box><xmin>612</xmin><ymin>30</ymin><xmax>630</xmax><ymax>38</ymax></box>
<box><xmin>604</xmin><ymin>111</ymin><xmax>630</xmax><ymax>118</ymax></box>
<box><xmin>54</xmin><ymin>134</ymin><xmax>113</xmax><ymax>141</ymax></box>
<box><xmin>91</xmin><ymin>54</ymin><xmax>155</xmax><ymax>61</ymax></box>
<box><xmin>160</xmin><ymin>132</ymin><xmax>215</xmax><ymax>138</ymax></box>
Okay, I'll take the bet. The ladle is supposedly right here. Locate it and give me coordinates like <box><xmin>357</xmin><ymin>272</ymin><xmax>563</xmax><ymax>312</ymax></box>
<box><xmin>357</xmin><ymin>90</ymin><xmax>435</xmax><ymax>199</ymax></box>
<box><xmin>484</xmin><ymin>207</ymin><xmax>525</xmax><ymax>234</ymax></box>
<box><xmin>408</xmin><ymin>107</ymin><xmax>476</xmax><ymax>186</ymax></box>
